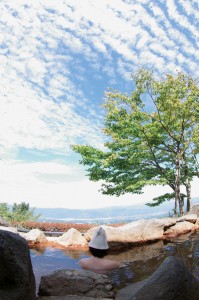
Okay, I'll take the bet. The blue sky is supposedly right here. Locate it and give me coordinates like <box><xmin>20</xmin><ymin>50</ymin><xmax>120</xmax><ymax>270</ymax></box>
<box><xmin>1</xmin><ymin>0</ymin><xmax>199</xmax><ymax>209</ymax></box>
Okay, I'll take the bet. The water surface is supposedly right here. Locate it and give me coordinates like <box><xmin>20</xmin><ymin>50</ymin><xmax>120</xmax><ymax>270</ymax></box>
<box><xmin>30</xmin><ymin>231</ymin><xmax>199</xmax><ymax>294</ymax></box>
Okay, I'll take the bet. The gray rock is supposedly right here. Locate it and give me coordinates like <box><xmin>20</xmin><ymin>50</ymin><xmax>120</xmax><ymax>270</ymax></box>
<box><xmin>115</xmin><ymin>256</ymin><xmax>199</xmax><ymax>300</ymax></box>
<box><xmin>38</xmin><ymin>269</ymin><xmax>115</xmax><ymax>299</ymax></box>
<box><xmin>0</xmin><ymin>229</ymin><xmax>36</xmax><ymax>300</ymax></box>
<box><xmin>37</xmin><ymin>296</ymin><xmax>112</xmax><ymax>299</ymax></box>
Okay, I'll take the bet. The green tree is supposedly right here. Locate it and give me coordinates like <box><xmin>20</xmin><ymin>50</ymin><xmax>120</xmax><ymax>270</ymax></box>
<box><xmin>0</xmin><ymin>202</ymin><xmax>40</xmax><ymax>222</ymax></box>
<box><xmin>72</xmin><ymin>69</ymin><xmax>199</xmax><ymax>216</ymax></box>
<box><xmin>12</xmin><ymin>202</ymin><xmax>30</xmax><ymax>214</ymax></box>
<box><xmin>11</xmin><ymin>202</ymin><xmax>41</xmax><ymax>222</ymax></box>
<box><xmin>0</xmin><ymin>203</ymin><xmax>12</xmax><ymax>220</ymax></box>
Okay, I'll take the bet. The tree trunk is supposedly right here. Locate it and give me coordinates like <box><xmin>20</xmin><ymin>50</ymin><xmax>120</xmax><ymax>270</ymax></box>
<box><xmin>175</xmin><ymin>154</ymin><xmax>183</xmax><ymax>216</ymax></box>
<box><xmin>179</xmin><ymin>195</ymin><xmax>184</xmax><ymax>216</ymax></box>
<box><xmin>183</xmin><ymin>156</ymin><xmax>192</xmax><ymax>212</ymax></box>
<box><xmin>185</xmin><ymin>181</ymin><xmax>191</xmax><ymax>212</ymax></box>
<box><xmin>173</xmin><ymin>198</ymin><xmax>177</xmax><ymax>216</ymax></box>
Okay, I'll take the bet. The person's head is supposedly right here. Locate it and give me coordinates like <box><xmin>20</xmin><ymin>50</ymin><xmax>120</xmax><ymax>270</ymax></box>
<box><xmin>88</xmin><ymin>227</ymin><xmax>109</xmax><ymax>258</ymax></box>
<box><xmin>89</xmin><ymin>246</ymin><xmax>108</xmax><ymax>258</ymax></box>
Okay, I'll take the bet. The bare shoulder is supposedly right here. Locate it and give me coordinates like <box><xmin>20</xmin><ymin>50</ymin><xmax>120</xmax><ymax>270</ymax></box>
<box><xmin>79</xmin><ymin>257</ymin><xmax>121</xmax><ymax>270</ymax></box>
<box><xmin>103</xmin><ymin>258</ymin><xmax>121</xmax><ymax>269</ymax></box>
<box><xmin>78</xmin><ymin>258</ymin><xmax>90</xmax><ymax>268</ymax></box>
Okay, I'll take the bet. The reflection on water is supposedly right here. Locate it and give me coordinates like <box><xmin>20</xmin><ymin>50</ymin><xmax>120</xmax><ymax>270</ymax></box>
<box><xmin>30</xmin><ymin>231</ymin><xmax>199</xmax><ymax>294</ymax></box>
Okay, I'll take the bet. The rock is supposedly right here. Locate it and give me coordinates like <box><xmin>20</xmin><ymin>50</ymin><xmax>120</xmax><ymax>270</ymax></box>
<box><xmin>149</xmin><ymin>217</ymin><xmax>177</xmax><ymax>228</ymax></box>
<box><xmin>164</xmin><ymin>221</ymin><xmax>195</xmax><ymax>236</ymax></box>
<box><xmin>85</xmin><ymin>219</ymin><xmax>175</xmax><ymax>245</ymax></box>
<box><xmin>118</xmin><ymin>219</ymin><xmax>165</xmax><ymax>241</ymax></box>
<box><xmin>0</xmin><ymin>217</ymin><xmax>10</xmax><ymax>226</ymax></box>
<box><xmin>57</xmin><ymin>228</ymin><xmax>88</xmax><ymax>247</ymax></box>
<box><xmin>37</xmin><ymin>296</ymin><xmax>112</xmax><ymax>300</ymax></box>
<box><xmin>0</xmin><ymin>229</ymin><xmax>36</xmax><ymax>300</ymax></box>
<box><xmin>85</xmin><ymin>218</ymin><xmax>199</xmax><ymax>248</ymax></box>
<box><xmin>188</xmin><ymin>205</ymin><xmax>199</xmax><ymax>217</ymax></box>
<box><xmin>177</xmin><ymin>214</ymin><xmax>198</xmax><ymax>223</ymax></box>
<box><xmin>25</xmin><ymin>228</ymin><xmax>47</xmax><ymax>243</ymax></box>
<box><xmin>0</xmin><ymin>225</ymin><xmax>18</xmax><ymax>233</ymax></box>
<box><xmin>19</xmin><ymin>231</ymin><xmax>29</xmax><ymax>238</ymax></box>
<box><xmin>38</xmin><ymin>269</ymin><xmax>115</xmax><ymax>299</ymax></box>
<box><xmin>46</xmin><ymin>236</ymin><xmax>59</xmax><ymax>242</ymax></box>
<box><xmin>115</xmin><ymin>256</ymin><xmax>199</xmax><ymax>300</ymax></box>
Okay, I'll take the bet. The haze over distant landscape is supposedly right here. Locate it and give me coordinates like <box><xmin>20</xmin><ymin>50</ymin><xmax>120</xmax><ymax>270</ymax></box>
<box><xmin>1</xmin><ymin>1</ymin><xmax>199</xmax><ymax>210</ymax></box>
<box><xmin>35</xmin><ymin>197</ymin><xmax>199</xmax><ymax>224</ymax></box>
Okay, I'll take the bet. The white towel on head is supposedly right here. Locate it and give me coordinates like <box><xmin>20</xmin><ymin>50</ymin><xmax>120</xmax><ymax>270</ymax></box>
<box><xmin>89</xmin><ymin>227</ymin><xmax>109</xmax><ymax>249</ymax></box>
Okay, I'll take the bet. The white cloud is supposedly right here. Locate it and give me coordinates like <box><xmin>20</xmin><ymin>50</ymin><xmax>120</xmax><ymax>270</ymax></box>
<box><xmin>166</xmin><ymin>0</ymin><xmax>199</xmax><ymax>42</ymax></box>
<box><xmin>0</xmin><ymin>160</ymin><xmax>198</xmax><ymax>209</ymax></box>
<box><xmin>2</xmin><ymin>1</ymin><xmax>199</xmax><ymax>96</ymax></box>
<box><xmin>0</xmin><ymin>74</ymin><xmax>104</xmax><ymax>157</ymax></box>
<box><xmin>1</xmin><ymin>0</ymin><xmax>199</xmax><ymax>209</ymax></box>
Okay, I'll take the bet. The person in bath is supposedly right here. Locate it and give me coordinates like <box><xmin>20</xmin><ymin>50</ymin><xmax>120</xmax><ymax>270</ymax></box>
<box><xmin>79</xmin><ymin>227</ymin><xmax>120</xmax><ymax>270</ymax></box>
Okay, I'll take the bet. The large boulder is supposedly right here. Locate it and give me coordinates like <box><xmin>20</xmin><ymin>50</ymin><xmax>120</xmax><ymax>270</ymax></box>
<box><xmin>0</xmin><ymin>229</ymin><xmax>36</xmax><ymax>300</ymax></box>
<box><xmin>85</xmin><ymin>216</ymin><xmax>199</xmax><ymax>248</ymax></box>
<box><xmin>164</xmin><ymin>221</ymin><xmax>195</xmax><ymax>236</ymax></box>
<box><xmin>177</xmin><ymin>214</ymin><xmax>198</xmax><ymax>223</ymax></box>
<box><xmin>38</xmin><ymin>269</ymin><xmax>115</xmax><ymax>299</ymax></box>
<box><xmin>85</xmin><ymin>219</ymin><xmax>177</xmax><ymax>246</ymax></box>
<box><xmin>25</xmin><ymin>228</ymin><xmax>47</xmax><ymax>243</ymax></box>
<box><xmin>115</xmin><ymin>256</ymin><xmax>199</xmax><ymax>300</ymax></box>
<box><xmin>57</xmin><ymin>228</ymin><xmax>88</xmax><ymax>247</ymax></box>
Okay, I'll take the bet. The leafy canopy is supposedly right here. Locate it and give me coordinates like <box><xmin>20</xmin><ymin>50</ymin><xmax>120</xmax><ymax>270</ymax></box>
<box><xmin>72</xmin><ymin>69</ymin><xmax>199</xmax><ymax>213</ymax></box>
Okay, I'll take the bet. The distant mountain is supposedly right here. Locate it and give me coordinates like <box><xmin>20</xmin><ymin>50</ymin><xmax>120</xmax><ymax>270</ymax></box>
<box><xmin>35</xmin><ymin>204</ymin><xmax>162</xmax><ymax>218</ymax></box>
<box><xmin>34</xmin><ymin>197</ymin><xmax>199</xmax><ymax>224</ymax></box>
<box><xmin>34</xmin><ymin>202</ymin><xmax>172</xmax><ymax>224</ymax></box>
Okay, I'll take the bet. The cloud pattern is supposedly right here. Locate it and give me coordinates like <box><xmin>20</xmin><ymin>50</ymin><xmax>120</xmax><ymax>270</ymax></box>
<box><xmin>1</xmin><ymin>0</ymin><xmax>199</xmax><ymax>158</ymax></box>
